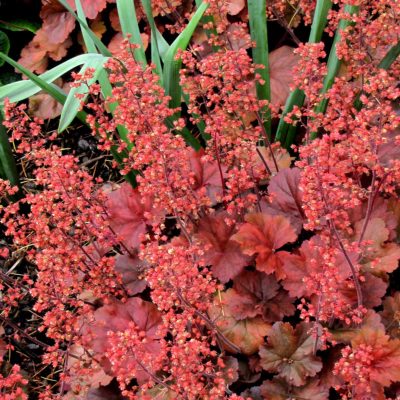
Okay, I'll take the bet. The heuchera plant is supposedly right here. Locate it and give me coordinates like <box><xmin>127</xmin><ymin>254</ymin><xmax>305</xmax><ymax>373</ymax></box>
<box><xmin>0</xmin><ymin>0</ymin><xmax>399</xmax><ymax>399</ymax></box>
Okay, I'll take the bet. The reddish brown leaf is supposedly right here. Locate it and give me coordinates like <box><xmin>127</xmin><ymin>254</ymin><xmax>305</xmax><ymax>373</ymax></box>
<box><xmin>40</xmin><ymin>0</ymin><xmax>76</xmax><ymax>44</ymax></box>
<box><xmin>195</xmin><ymin>212</ymin><xmax>250</xmax><ymax>282</ymax></box>
<box><xmin>281</xmin><ymin>236</ymin><xmax>353</xmax><ymax>298</ymax></box>
<box><xmin>18</xmin><ymin>33</ymin><xmax>49</xmax><ymax>74</ymax></box>
<box><xmin>106</xmin><ymin>183</ymin><xmax>162</xmax><ymax>250</ymax></box>
<box><xmin>262</xmin><ymin>289</ymin><xmax>296</xmax><ymax>323</ymax></box>
<box><xmin>232</xmin><ymin>270</ymin><xmax>294</xmax><ymax>321</ymax></box>
<box><xmin>219</xmin><ymin>287</ymin><xmax>260</xmax><ymax>320</ymax></box>
<box><xmin>227</xmin><ymin>0</ymin><xmax>245</xmax><ymax>15</ymax></box>
<box><xmin>18</xmin><ymin>28</ymin><xmax>72</xmax><ymax>73</ymax></box>
<box><xmin>259</xmin><ymin>322</ymin><xmax>323</xmax><ymax>386</ymax></box>
<box><xmin>265</xmin><ymin>167</ymin><xmax>304</xmax><ymax>233</ymax></box>
<box><xmin>66</xmin><ymin>0</ymin><xmax>108</xmax><ymax>20</ymax></box>
<box><xmin>348</xmin><ymin>197</ymin><xmax>398</xmax><ymax>241</ymax></box>
<box><xmin>232</xmin><ymin>213</ymin><xmax>297</xmax><ymax>279</ymax></box>
<box><xmin>380</xmin><ymin>292</ymin><xmax>400</xmax><ymax>338</ymax></box>
<box><xmin>330</xmin><ymin>310</ymin><xmax>384</xmax><ymax>344</ymax></box>
<box><xmin>108</xmin><ymin>32</ymin><xmax>149</xmax><ymax>55</ymax></box>
<box><xmin>109</xmin><ymin>8</ymin><xmax>121</xmax><ymax>31</ymax></box>
<box><xmin>388</xmin><ymin>198</ymin><xmax>400</xmax><ymax>241</ymax></box>
<box><xmin>82</xmin><ymin>298</ymin><xmax>162</xmax><ymax>383</ymax></box>
<box><xmin>259</xmin><ymin>378</ymin><xmax>329</xmax><ymax>400</ymax></box>
<box><xmin>67</xmin><ymin>344</ymin><xmax>113</xmax><ymax>393</ymax></box>
<box><xmin>227</xmin><ymin>271</ymin><xmax>295</xmax><ymax>322</ymax></box>
<box><xmin>115</xmin><ymin>253</ymin><xmax>148</xmax><ymax>296</ymax></box>
<box><xmin>255</xmin><ymin>144</ymin><xmax>293</xmax><ymax>177</ymax></box>
<box><xmin>339</xmin><ymin>272</ymin><xmax>387</xmax><ymax>309</ymax></box>
<box><xmin>0</xmin><ymin>338</ymin><xmax>7</xmax><ymax>361</ymax></box>
<box><xmin>189</xmin><ymin>149</ymin><xmax>227</xmax><ymax>205</ymax></box>
<box><xmin>269</xmin><ymin>46</ymin><xmax>299</xmax><ymax>106</ymax></box>
<box><xmin>29</xmin><ymin>79</ymin><xmax>71</xmax><ymax>120</ymax></box>
<box><xmin>351</xmin><ymin>324</ymin><xmax>400</xmax><ymax>387</ymax></box>
<box><xmin>84</xmin><ymin>298</ymin><xmax>162</xmax><ymax>352</ymax></box>
<box><xmin>233</xmin><ymin>270</ymin><xmax>279</xmax><ymax>306</ymax></box>
<box><xmin>355</xmin><ymin>217</ymin><xmax>400</xmax><ymax>274</ymax></box>
<box><xmin>208</xmin><ymin>290</ymin><xmax>271</xmax><ymax>355</ymax></box>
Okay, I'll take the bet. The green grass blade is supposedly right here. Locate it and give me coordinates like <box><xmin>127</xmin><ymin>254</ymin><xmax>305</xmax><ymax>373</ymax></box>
<box><xmin>0</xmin><ymin>54</ymin><xmax>106</xmax><ymax>103</ymax></box>
<box><xmin>59</xmin><ymin>57</ymin><xmax>106</xmax><ymax>132</ymax></box>
<box><xmin>155</xmin><ymin>30</ymin><xmax>170</xmax><ymax>62</ymax></box>
<box><xmin>59</xmin><ymin>1</ymin><xmax>109</xmax><ymax>132</ymax></box>
<box><xmin>310</xmin><ymin>4</ymin><xmax>359</xmax><ymax>140</ymax></box>
<box><xmin>163</xmin><ymin>1</ymin><xmax>208</xmax><ymax>109</ymax></box>
<box><xmin>308</xmin><ymin>0</ymin><xmax>333</xmax><ymax>43</ymax></box>
<box><xmin>141</xmin><ymin>0</ymin><xmax>163</xmax><ymax>81</ymax></box>
<box><xmin>75</xmin><ymin>0</ymin><xmax>97</xmax><ymax>53</ymax></box>
<box><xmin>150</xmin><ymin>33</ymin><xmax>164</xmax><ymax>84</ymax></box>
<box><xmin>58</xmin><ymin>0</ymin><xmax>111</xmax><ymax>56</ymax></box>
<box><xmin>0</xmin><ymin>31</ymin><xmax>10</xmax><ymax>67</ymax></box>
<box><xmin>116</xmin><ymin>0</ymin><xmax>147</xmax><ymax>66</ymax></box>
<box><xmin>0</xmin><ymin>19</ymin><xmax>40</xmax><ymax>33</ymax></box>
<box><xmin>72</xmin><ymin>1</ymin><xmax>136</xmax><ymax>181</ymax></box>
<box><xmin>0</xmin><ymin>52</ymin><xmax>69</xmax><ymax>105</ymax></box>
<box><xmin>275</xmin><ymin>0</ymin><xmax>332</xmax><ymax>146</ymax></box>
<box><xmin>353</xmin><ymin>41</ymin><xmax>400</xmax><ymax>111</ymax></box>
<box><xmin>0</xmin><ymin>111</ymin><xmax>20</xmax><ymax>190</ymax></box>
<box><xmin>0</xmin><ymin>52</ymin><xmax>88</xmax><ymax>125</ymax></box>
<box><xmin>248</xmin><ymin>0</ymin><xmax>271</xmax><ymax>138</ymax></box>
<box><xmin>276</xmin><ymin>88</ymin><xmax>305</xmax><ymax>147</ymax></box>
<box><xmin>378</xmin><ymin>40</ymin><xmax>400</xmax><ymax>70</ymax></box>
<box><xmin>194</xmin><ymin>0</ymin><xmax>218</xmax><ymax>50</ymax></box>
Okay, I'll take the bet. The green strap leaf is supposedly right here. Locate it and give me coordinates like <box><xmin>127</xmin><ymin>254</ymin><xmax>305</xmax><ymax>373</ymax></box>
<box><xmin>163</xmin><ymin>1</ymin><xmax>209</xmax><ymax>109</ymax></box>
<box><xmin>0</xmin><ymin>53</ymin><xmax>107</xmax><ymax>103</ymax></box>
<box><xmin>310</xmin><ymin>4</ymin><xmax>359</xmax><ymax>140</ymax></box>
<box><xmin>141</xmin><ymin>0</ymin><xmax>164</xmax><ymax>80</ymax></box>
<box><xmin>248</xmin><ymin>0</ymin><xmax>271</xmax><ymax>138</ymax></box>
<box><xmin>116</xmin><ymin>0</ymin><xmax>147</xmax><ymax>66</ymax></box>
<box><xmin>353</xmin><ymin>40</ymin><xmax>400</xmax><ymax>111</ymax></box>
<box><xmin>0</xmin><ymin>52</ymin><xmax>88</xmax><ymax>125</ymax></box>
<box><xmin>378</xmin><ymin>40</ymin><xmax>400</xmax><ymax>70</ymax></box>
<box><xmin>73</xmin><ymin>0</ymin><xmax>136</xmax><ymax>180</ymax></box>
<box><xmin>0</xmin><ymin>111</ymin><xmax>20</xmax><ymax>191</ymax></box>
<box><xmin>59</xmin><ymin>57</ymin><xmax>106</xmax><ymax>132</ymax></box>
<box><xmin>0</xmin><ymin>31</ymin><xmax>10</xmax><ymax>67</ymax></box>
<box><xmin>308</xmin><ymin>0</ymin><xmax>333</xmax><ymax>43</ymax></box>
<box><xmin>155</xmin><ymin>29</ymin><xmax>170</xmax><ymax>62</ymax></box>
<box><xmin>275</xmin><ymin>0</ymin><xmax>332</xmax><ymax>146</ymax></box>
<box><xmin>75</xmin><ymin>0</ymin><xmax>97</xmax><ymax>54</ymax></box>
<box><xmin>0</xmin><ymin>19</ymin><xmax>40</xmax><ymax>33</ymax></box>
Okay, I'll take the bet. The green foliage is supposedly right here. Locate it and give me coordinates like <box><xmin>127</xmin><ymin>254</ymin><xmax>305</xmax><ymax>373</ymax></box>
<box><xmin>248</xmin><ymin>0</ymin><xmax>271</xmax><ymax>137</ymax></box>
<box><xmin>163</xmin><ymin>1</ymin><xmax>208</xmax><ymax>109</ymax></box>
<box><xmin>116</xmin><ymin>0</ymin><xmax>147</xmax><ymax>66</ymax></box>
<box><xmin>0</xmin><ymin>19</ymin><xmax>40</xmax><ymax>33</ymax></box>
<box><xmin>0</xmin><ymin>111</ymin><xmax>19</xmax><ymax>190</ymax></box>
<box><xmin>0</xmin><ymin>31</ymin><xmax>10</xmax><ymax>68</ymax></box>
<box><xmin>275</xmin><ymin>0</ymin><xmax>332</xmax><ymax>147</ymax></box>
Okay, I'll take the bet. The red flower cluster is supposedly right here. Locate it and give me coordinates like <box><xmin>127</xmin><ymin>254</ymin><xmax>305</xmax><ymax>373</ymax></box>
<box><xmin>0</xmin><ymin>0</ymin><xmax>399</xmax><ymax>399</ymax></box>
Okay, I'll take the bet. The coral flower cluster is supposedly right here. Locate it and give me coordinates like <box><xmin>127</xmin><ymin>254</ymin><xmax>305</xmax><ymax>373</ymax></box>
<box><xmin>0</xmin><ymin>0</ymin><xmax>399</xmax><ymax>399</ymax></box>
